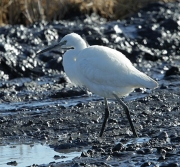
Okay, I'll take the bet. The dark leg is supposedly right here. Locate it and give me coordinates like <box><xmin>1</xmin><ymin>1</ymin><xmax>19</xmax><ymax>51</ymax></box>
<box><xmin>99</xmin><ymin>98</ymin><xmax>110</xmax><ymax>137</ymax></box>
<box><xmin>113</xmin><ymin>94</ymin><xmax>138</xmax><ymax>137</ymax></box>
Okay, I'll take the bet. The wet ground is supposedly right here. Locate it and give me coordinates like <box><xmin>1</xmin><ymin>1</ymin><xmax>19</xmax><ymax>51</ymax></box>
<box><xmin>0</xmin><ymin>1</ymin><xmax>180</xmax><ymax>167</ymax></box>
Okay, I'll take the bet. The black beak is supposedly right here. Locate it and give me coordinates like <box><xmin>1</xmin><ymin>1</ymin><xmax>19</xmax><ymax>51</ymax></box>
<box><xmin>36</xmin><ymin>40</ymin><xmax>66</xmax><ymax>55</ymax></box>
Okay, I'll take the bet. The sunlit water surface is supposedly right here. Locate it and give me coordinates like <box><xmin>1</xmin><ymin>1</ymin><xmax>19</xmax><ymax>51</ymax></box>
<box><xmin>0</xmin><ymin>143</ymin><xmax>83</xmax><ymax>167</ymax></box>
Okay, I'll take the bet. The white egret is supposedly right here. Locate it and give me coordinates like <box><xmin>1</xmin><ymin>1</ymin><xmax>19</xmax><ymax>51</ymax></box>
<box><xmin>37</xmin><ymin>33</ymin><xmax>158</xmax><ymax>137</ymax></box>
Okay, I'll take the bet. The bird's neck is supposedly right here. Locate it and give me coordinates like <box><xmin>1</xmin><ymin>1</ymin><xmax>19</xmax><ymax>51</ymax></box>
<box><xmin>75</xmin><ymin>39</ymin><xmax>87</xmax><ymax>51</ymax></box>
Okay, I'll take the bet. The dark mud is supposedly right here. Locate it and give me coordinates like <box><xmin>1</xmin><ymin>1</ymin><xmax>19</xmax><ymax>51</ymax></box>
<box><xmin>0</xmin><ymin>1</ymin><xmax>180</xmax><ymax>167</ymax></box>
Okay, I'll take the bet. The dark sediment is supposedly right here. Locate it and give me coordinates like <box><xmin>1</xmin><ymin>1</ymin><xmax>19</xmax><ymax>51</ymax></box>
<box><xmin>0</xmin><ymin>1</ymin><xmax>180</xmax><ymax>166</ymax></box>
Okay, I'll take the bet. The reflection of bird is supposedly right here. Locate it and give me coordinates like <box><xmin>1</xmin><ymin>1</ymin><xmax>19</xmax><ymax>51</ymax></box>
<box><xmin>37</xmin><ymin>33</ymin><xmax>158</xmax><ymax>137</ymax></box>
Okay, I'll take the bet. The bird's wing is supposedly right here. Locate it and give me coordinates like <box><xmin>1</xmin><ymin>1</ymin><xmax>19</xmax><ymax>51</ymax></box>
<box><xmin>76</xmin><ymin>46</ymin><xmax>157</xmax><ymax>89</ymax></box>
<box><xmin>76</xmin><ymin>46</ymin><xmax>139</xmax><ymax>88</ymax></box>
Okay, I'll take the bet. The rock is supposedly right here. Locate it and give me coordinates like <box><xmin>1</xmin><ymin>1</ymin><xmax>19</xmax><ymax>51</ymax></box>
<box><xmin>157</xmin><ymin>131</ymin><xmax>169</xmax><ymax>140</ymax></box>
<box><xmin>112</xmin><ymin>143</ymin><xmax>125</xmax><ymax>152</ymax></box>
<box><xmin>7</xmin><ymin>161</ymin><xmax>18</xmax><ymax>166</ymax></box>
<box><xmin>81</xmin><ymin>151</ymin><xmax>90</xmax><ymax>157</ymax></box>
<box><xmin>165</xmin><ymin>66</ymin><xmax>180</xmax><ymax>77</ymax></box>
<box><xmin>141</xmin><ymin>162</ymin><xmax>152</xmax><ymax>167</ymax></box>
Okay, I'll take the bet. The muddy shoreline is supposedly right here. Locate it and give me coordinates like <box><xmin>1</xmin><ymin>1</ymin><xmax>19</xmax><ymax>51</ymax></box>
<box><xmin>1</xmin><ymin>78</ymin><xmax>180</xmax><ymax>166</ymax></box>
<box><xmin>0</xmin><ymin>1</ymin><xmax>180</xmax><ymax>167</ymax></box>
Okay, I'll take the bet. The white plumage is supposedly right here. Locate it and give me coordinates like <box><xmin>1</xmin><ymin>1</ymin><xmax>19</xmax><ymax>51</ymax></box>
<box><xmin>37</xmin><ymin>33</ymin><xmax>158</xmax><ymax>137</ymax></box>
<box><xmin>62</xmin><ymin>33</ymin><xmax>158</xmax><ymax>98</ymax></box>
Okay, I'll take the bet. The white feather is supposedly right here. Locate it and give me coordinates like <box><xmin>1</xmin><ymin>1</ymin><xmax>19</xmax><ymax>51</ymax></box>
<box><xmin>62</xmin><ymin>33</ymin><xmax>158</xmax><ymax>98</ymax></box>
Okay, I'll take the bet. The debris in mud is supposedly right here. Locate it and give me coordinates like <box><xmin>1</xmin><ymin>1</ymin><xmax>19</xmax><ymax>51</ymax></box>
<box><xmin>165</xmin><ymin>66</ymin><xmax>180</xmax><ymax>77</ymax></box>
<box><xmin>7</xmin><ymin>161</ymin><xmax>18</xmax><ymax>166</ymax></box>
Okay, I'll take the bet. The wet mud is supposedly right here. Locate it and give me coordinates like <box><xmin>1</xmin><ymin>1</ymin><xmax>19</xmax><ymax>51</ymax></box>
<box><xmin>0</xmin><ymin>1</ymin><xmax>180</xmax><ymax>167</ymax></box>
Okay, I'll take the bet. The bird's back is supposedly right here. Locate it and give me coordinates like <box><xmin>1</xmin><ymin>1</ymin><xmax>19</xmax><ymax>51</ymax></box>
<box><xmin>74</xmin><ymin>45</ymin><xmax>157</xmax><ymax>97</ymax></box>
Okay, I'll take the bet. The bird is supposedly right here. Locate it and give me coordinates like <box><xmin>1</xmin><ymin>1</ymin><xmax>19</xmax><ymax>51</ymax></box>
<box><xmin>37</xmin><ymin>33</ymin><xmax>158</xmax><ymax>137</ymax></box>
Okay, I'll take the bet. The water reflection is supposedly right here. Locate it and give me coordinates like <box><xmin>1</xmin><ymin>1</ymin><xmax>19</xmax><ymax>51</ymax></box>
<box><xmin>0</xmin><ymin>143</ymin><xmax>82</xmax><ymax>167</ymax></box>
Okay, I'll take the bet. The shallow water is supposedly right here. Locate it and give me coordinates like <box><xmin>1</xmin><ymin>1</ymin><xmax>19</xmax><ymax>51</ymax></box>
<box><xmin>0</xmin><ymin>95</ymin><xmax>101</xmax><ymax>116</ymax></box>
<box><xmin>0</xmin><ymin>90</ymin><xmax>155</xmax><ymax>116</ymax></box>
<box><xmin>0</xmin><ymin>142</ymin><xmax>83</xmax><ymax>167</ymax></box>
<box><xmin>125</xmin><ymin>137</ymin><xmax>151</xmax><ymax>145</ymax></box>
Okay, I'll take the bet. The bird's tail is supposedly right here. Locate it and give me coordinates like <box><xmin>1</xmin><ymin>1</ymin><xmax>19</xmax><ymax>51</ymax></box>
<box><xmin>137</xmin><ymin>72</ymin><xmax>158</xmax><ymax>89</ymax></box>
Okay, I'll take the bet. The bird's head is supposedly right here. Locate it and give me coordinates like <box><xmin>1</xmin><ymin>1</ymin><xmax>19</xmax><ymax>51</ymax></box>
<box><xmin>36</xmin><ymin>33</ymin><xmax>87</xmax><ymax>55</ymax></box>
<box><xmin>60</xmin><ymin>33</ymin><xmax>85</xmax><ymax>49</ymax></box>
